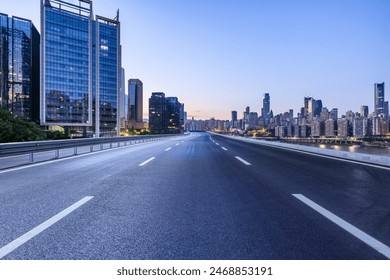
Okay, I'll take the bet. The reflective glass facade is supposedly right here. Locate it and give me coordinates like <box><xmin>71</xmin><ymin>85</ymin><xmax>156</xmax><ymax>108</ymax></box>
<box><xmin>128</xmin><ymin>79</ymin><xmax>143</xmax><ymax>122</ymax></box>
<box><xmin>0</xmin><ymin>13</ymin><xmax>39</xmax><ymax>121</ymax></box>
<box><xmin>149</xmin><ymin>92</ymin><xmax>166</xmax><ymax>134</ymax></box>
<box><xmin>375</xmin><ymin>82</ymin><xmax>385</xmax><ymax>115</ymax></box>
<box><xmin>41</xmin><ymin>0</ymin><xmax>120</xmax><ymax>137</ymax></box>
<box><xmin>129</xmin><ymin>83</ymin><xmax>136</xmax><ymax>119</ymax></box>
<box><xmin>0</xmin><ymin>14</ymin><xmax>8</xmax><ymax>111</ymax></box>
<box><xmin>94</xmin><ymin>16</ymin><xmax>120</xmax><ymax>137</ymax></box>
<box><xmin>166</xmin><ymin>97</ymin><xmax>181</xmax><ymax>134</ymax></box>
<box><xmin>42</xmin><ymin>0</ymin><xmax>91</xmax><ymax>126</ymax></box>
<box><xmin>149</xmin><ymin>93</ymin><xmax>183</xmax><ymax>134</ymax></box>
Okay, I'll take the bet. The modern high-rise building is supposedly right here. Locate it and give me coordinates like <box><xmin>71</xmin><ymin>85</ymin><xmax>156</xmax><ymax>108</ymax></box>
<box><xmin>384</xmin><ymin>101</ymin><xmax>389</xmax><ymax>120</ymax></box>
<box><xmin>337</xmin><ymin>118</ymin><xmax>349</xmax><ymax>138</ymax></box>
<box><xmin>320</xmin><ymin>107</ymin><xmax>329</xmax><ymax>121</ymax></box>
<box><xmin>128</xmin><ymin>79</ymin><xmax>143</xmax><ymax>124</ymax></box>
<box><xmin>148</xmin><ymin>92</ymin><xmax>184</xmax><ymax>134</ymax></box>
<box><xmin>360</xmin><ymin>105</ymin><xmax>369</xmax><ymax>118</ymax></box>
<box><xmin>149</xmin><ymin>92</ymin><xmax>166</xmax><ymax>134</ymax></box>
<box><xmin>353</xmin><ymin>116</ymin><xmax>367</xmax><ymax>138</ymax></box>
<box><xmin>373</xmin><ymin>116</ymin><xmax>389</xmax><ymax>136</ymax></box>
<box><xmin>374</xmin><ymin>82</ymin><xmax>385</xmax><ymax>116</ymax></box>
<box><xmin>306</xmin><ymin>97</ymin><xmax>322</xmax><ymax>119</ymax></box>
<box><xmin>119</xmin><ymin>68</ymin><xmax>126</xmax><ymax>129</ymax></box>
<box><xmin>311</xmin><ymin>118</ymin><xmax>322</xmax><ymax>137</ymax></box>
<box><xmin>231</xmin><ymin>110</ymin><xmax>237</xmax><ymax>128</ymax></box>
<box><xmin>289</xmin><ymin>109</ymin><xmax>294</xmax><ymax>123</ymax></box>
<box><xmin>325</xmin><ymin>119</ymin><xmax>335</xmax><ymax>137</ymax></box>
<box><xmin>329</xmin><ymin>108</ymin><xmax>338</xmax><ymax>120</ymax></box>
<box><xmin>263</xmin><ymin>93</ymin><xmax>270</xmax><ymax>116</ymax></box>
<box><xmin>314</xmin><ymin>99</ymin><xmax>322</xmax><ymax>117</ymax></box>
<box><xmin>166</xmin><ymin>97</ymin><xmax>181</xmax><ymax>134</ymax></box>
<box><xmin>248</xmin><ymin>112</ymin><xmax>258</xmax><ymax>127</ymax></box>
<box><xmin>40</xmin><ymin>0</ymin><xmax>121</xmax><ymax>137</ymax></box>
<box><xmin>303</xmin><ymin>96</ymin><xmax>311</xmax><ymax>117</ymax></box>
<box><xmin>94</xmin><ymin>12</ymin><xmax>121</xmax><ymax>137</ymax></box>
<box><xmin>0</xmin><ymin>13</ymin><xmax>40</xmax><ymax>122</ymax></box>
<box><xmin>179</xmin><ymin>103</ymin><xmax>185</xmax><ymax>132</ymax></box>
<box><xmin>246</xmin><ymin>106</ymin><xmax>250</xmax><ymax>121</ymax></box>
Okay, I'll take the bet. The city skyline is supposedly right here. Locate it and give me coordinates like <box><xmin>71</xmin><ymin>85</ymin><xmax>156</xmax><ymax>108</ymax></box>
<box><xmin>1</xmin><ymin>0</ymin><xmax>389</xmax><ymax>120</ymax></box>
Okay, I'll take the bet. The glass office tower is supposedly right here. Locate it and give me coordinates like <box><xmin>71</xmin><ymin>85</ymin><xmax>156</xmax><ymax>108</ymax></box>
<box><xmin>374</xmin><ymin>82</ymin><xmax>385</xmax><ymax>116</ymax></box>
<box><xmin>41</xmin><ymin>0</ymin><xmax>120</xmax><ymax>137</ymax></box>
<box><xmin>128</xmin><ymin>79</ymin><xmax>143</xmax><ymax>123</ymax></box>
<box><xmin>94</xmin><ymin>15</ymin><xmax>120</xmax><ymax>137</ymax></box>
<box><xmin>0</xmin><ymin>13</ymin><xmax>40</xmax><ymax>122</ymax></box>
<box><xmin>166</xmin><ymin>97</ymin><xmax>181</xmax><ymax>134</ymax></box>
<box><xmin>149</xmin><ymin>92</ymin><xmax>166</xmax><ymax>134</ymax></box>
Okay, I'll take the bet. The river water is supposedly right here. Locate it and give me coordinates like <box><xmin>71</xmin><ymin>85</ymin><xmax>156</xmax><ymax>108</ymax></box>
<box><xmin>295</xmin><ymin>142</ymin><xmax>390</xmax><ymax>157</ymax></box>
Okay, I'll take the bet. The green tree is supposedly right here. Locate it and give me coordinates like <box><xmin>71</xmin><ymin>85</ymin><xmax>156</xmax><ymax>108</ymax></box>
<box><xmin>0</xmin><ymin>108</ymin><xmax>67</xmax><ymax>143</ymax></box>
<box><xmin>45</xmin><ymin>130</ymin><xmax>68</xmax><ymax>140</ymax></box>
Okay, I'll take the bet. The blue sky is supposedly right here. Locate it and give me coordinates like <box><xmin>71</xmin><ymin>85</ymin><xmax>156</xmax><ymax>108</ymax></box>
<box><xmin>2</xmin><ymin>0</ymin><xmax>390</xmax><ymax>120</ymax></box>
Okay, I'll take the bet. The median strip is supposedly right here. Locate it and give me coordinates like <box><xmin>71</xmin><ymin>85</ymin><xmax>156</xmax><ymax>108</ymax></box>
<box><xmin>0</xmin><ymin>196</ymin><xmax>94</xmax><ymax>259</ymax></box>
<box><xmin>235</xmin><ymin>156</ymin><xmax>251</xmax><ymax>165</ymax></box>
<box><xmin>138</xmin><ymin>157</ymin><xmax>156</xmax><ymax>166</ymax></box>
<box><xmin>292</xmin><ymin>194</ymin><xmax>390</xmax><ymax>259</ymax></box>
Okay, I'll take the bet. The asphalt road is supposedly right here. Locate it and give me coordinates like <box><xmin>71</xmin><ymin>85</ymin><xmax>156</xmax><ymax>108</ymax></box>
<box><xmin>0</xmin><ymin>132</ymin><xmax>390</xmax><ymax>260</ymax></box>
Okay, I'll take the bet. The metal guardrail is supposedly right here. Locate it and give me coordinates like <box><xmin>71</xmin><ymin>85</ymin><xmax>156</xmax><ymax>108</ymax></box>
<box><xmin>0</xmin><ymin>134</ymin><xmax>176</xmax><ymax>164</ymax></box>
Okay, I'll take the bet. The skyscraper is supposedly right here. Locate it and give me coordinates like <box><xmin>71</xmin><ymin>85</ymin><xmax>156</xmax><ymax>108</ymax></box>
<box><xmin>303</xmin><ymin>96</ymin><xmax>311</xmax><ymax>117</ymax></box>
<box><xmin>0</xmin><ymin>13</ymin><xmax>40</xmax><ymax>122</ymax></box>
<box><xmin>231</xmin><ymin>110</ymin><xmax>237</xmax><ymax>128</ymax></box>
<box><xmin>94</xmin><ymin>13</ymin><xmax>121</xmax><ymax>137</ymax></box>
<box><xmin>314</xmin><ymin>99</ymin><xmax>322</xmax><ymax>117</ymax></box>
<box><xmin>360</xmin><ymin>105</ymin><xmax>369</xmax><ymax>118</ymax></box>
<box><xmin>374</xmin><ymin>82</ymin><xmax>385</xmax><ymax>116</ymax></box>
<box><xmin>179</xmin><ymin>103</ymin><xmax>185</xmax><ymax>132</ymax></box>
<box><xmin>166</xmin><ymin>97</ymin><xmax>181</xmax><ymax>134</ymax></box>
<box><xmin>305</xmin><ymin>97</ymin><xmax>322</xmax><ymax>119</ymax></box>
<box><xmin>337</xmin><ymin>118</ymin><xmax>349</xmax><ymax>138</ymax></box>
<box><xmin>119</xmin><ymin>68</ymin><xmax>126</xmax><ymax>129</ymax></box>
<box><xmin>149</xmin><ymin>92</ymin><xmax>166</xmax><ymax>134</ymax></box>
<box><xmin>384</xmin><ymin>101</ymin><xmax>389</xmax><ymax>120</ymax></box>
<box><xmin>263</xmin><ymin>93</ymin><xmax>270</xmax><ymax>116</ymax></box>
<box><xmin>329</xmin><ymin>108</ymin><xmax>338</xmax><ymax>120</ymax></box>
<box><xmin>289</xmin><ymin>109</ymin><xmax>294</xmax><ymax>123</ymax></box>
<box><xmin>325</xmin><ymin>119</ymin><xmax>335</xmax><ymax>137</ymax></box>
<box><xmin>353</xmin><ymin>116</ymin><xmax>367</xmax><ymax>138</ymax></box>
<box><xmin>128</xmin><ymin>79</ymin><xmax>143</xmax><ymax>125</ymax></box>
<box><xmin>41</xmin><ymin>0</ymin><xmax>121</xmax><ymax>137</ymax></box>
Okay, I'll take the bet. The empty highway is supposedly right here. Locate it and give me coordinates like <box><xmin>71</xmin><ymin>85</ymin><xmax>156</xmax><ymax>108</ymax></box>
<box><xmin>1</xmin><ymin>132</ymin><xmax>390</xmax><ymax>259</ymax></box>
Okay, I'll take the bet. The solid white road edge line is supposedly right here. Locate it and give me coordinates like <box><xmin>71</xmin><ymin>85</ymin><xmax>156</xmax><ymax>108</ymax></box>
<box><xmin>292</xmin><ymin>194</ymin><xmax>390</xmax><ymax>259</ymax></box>
<box><xmin>0</xmin><ymin>196</ymin><xmax>94</xmax><ymax>259</ymax></box>
<box><xmin>235</xmin><ymin>156</ymin><xmax>251</xmax><ymax>165</ymax></box>
<box><xmin>138</xmin><ymin>157</ymin><xmax>156</xmax><ymax>166</ymax></box>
